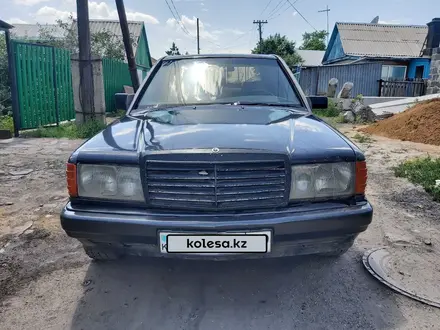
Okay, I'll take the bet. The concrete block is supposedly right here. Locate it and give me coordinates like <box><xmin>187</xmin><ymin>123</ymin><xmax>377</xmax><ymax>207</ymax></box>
<box><xmin>370</xmin><ymin>93</ymin><xmax>440</xmax><ymax>114</ymax></box>
<box><xmin>343</xmin><ymin>111</ymin><xmax>355</xmax><ymax>123</ymax></box>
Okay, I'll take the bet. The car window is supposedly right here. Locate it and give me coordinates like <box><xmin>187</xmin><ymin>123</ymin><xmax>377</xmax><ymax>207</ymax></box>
<box><xmin>134</xmin><ymin>58</ymin><xmax>302</xmax><ymax>109</ymax></box>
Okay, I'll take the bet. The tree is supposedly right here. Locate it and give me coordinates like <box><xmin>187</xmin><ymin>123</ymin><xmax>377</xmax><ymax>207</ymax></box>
<box><xmin>166</xmin><ymin>42</ymin><xmax>181</xmax><ymax>56</ymax></box>
<box><xmin>37</xmin><ymin>15</ymin><xmax>137</xmax><ymax>60</ymax></box>
<box><xmin>299</xmin><ymin>30</ymin><xmax>327</xmax><ymax>51</ymax></box>
<box><xmin>251</xmin><ymin>34</ymin><xmax>303</xmax><ymax>70</ymax></box>
<box><xmin>0</xmin><ymin>33</ymin><xmax>11</xmax><ymax>116</ymax></box>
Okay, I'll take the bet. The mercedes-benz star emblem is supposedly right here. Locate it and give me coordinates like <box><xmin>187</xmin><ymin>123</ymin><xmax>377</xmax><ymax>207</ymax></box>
<box><xmin>212</xmin><ymin>147</ymin><xmax>220</xmax><ymax>153</ymax></box>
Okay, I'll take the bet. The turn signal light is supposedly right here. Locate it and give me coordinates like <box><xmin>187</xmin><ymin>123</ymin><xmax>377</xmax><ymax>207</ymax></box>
<box><xmin>355</xmin><ymin>161</ymin><xmax>367</xmax><ymax>194</ymax></box>
<box><xmin>66</xmin><ymin>163</ymin><xmax>78</xmax><ymax>197</ymax></box>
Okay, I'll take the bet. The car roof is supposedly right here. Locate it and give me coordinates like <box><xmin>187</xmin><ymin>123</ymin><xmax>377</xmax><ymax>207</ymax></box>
<box><xmin>162</xmin><ymin>54</ymin><xmax>278</xmax><ymax>61</ymax></box>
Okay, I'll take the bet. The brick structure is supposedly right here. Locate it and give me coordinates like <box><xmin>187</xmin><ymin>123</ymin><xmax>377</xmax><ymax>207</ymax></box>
<box><xmin>427</xmin><ymin>47</ymin><xmax>440</xmax><ymax>95</ymax></box>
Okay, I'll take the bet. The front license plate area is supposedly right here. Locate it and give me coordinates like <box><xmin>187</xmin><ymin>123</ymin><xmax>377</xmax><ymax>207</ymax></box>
<box><xmin>159</xmin><ymin>231</ymin><xmax>272</xmax><ymax>254</ymax></box>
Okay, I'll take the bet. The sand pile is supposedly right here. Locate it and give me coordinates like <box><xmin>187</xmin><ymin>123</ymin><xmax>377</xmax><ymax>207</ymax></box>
<box><xmin>361</xmin><ymin>98</ymin><xmax>440</xmax><ymax>146</ymax></box>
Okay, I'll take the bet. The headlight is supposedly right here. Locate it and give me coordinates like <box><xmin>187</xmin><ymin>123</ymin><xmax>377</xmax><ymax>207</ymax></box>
<box><xmin>290</xmin><ymin>162</ymin><xmax>355</xmax><ymax>201</ymax></box>
<box><xmin>78</xmin><ymin>164</ymin><xmax>144</xmax><ymax>201</ymax></box>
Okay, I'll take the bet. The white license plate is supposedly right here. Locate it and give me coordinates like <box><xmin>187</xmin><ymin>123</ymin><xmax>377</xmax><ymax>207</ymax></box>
<box><xmin>159</xmin><ymin>231</ymin><xmax>272</xmax><ymax>254</ymax></box>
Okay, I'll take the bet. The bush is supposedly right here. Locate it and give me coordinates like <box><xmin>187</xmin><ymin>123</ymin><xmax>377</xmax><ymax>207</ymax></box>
<box><xmin>394</xmin><ymin>157</ymin><xmax>440</xmax><ymax>201</ymax></box>
<box><xmin>22</xmin><ymin>120</ymin><xmax>107</xmax><ymax>139</ymax></box>
<box><xmin>0</xmin><ymin>115</ymin><xmax>14</xmax><ymax>133</ymax></box>
<box><xmin>312</xmin><ymin>99</ymin><xmax>340</xmax><ymax>117</ymax></box>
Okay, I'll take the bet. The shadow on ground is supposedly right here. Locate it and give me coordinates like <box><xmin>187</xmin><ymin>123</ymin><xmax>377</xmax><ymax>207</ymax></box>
<box><xmin>70</xmin><ymin>252</ymin><xmax>403</xmax><ymax>330</ymax></box>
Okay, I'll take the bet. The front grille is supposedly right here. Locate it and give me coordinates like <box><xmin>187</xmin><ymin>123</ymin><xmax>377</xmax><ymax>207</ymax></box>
<box><xmin>145</xmin><ymin>159</ymin><xmax>288</xmax><ymax>211</ymax></box>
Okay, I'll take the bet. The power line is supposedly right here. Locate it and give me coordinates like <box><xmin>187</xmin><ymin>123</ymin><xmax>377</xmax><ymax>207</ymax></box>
<box><xmin>285</xmin><ymin>0</ymin><xmax>317</xmax><ymax>31</ymax></box>
<box><xmin>265</xmin><ymin>0</ymin><xmax>286</xmax><ymax>19</ymax></box>
<box><xmin>259</xmin><ymin>0</ymin><xmax>274</xmax><ymax>17</ymax></box>
<box><xmin>163</xmin><ymin>0</ymin><xmax>194</xmax><ymax>38</ymax></box>
<box><xmin>268</xmin><ymin>0</ymin><xmax>300</xmax><ymax>20</ymax></box>
<box><xmin>221</xmin><ymin>28</ymin><xmax>254</xmax><ymax>50</ymax></box>
<box><xmin>204</xmin><ymin>29</ymin><xmax>254</xmax><ymax>52</ymax></box>
<box><xmin>169</xmin><ymin>0</ymin><xmax>192</xmax><ymax>35</ymax></box>
<box><xmin>267</xmin><ymin>1</ymin><xmax>290</xmax><ymax>20</ymax></box>
<box><xmin>248</xmin><ymin>26</ymin><xmax>256</xmax><ymax>51</ymax></box>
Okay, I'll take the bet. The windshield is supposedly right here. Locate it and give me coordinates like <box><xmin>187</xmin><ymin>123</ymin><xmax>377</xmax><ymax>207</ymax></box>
<box><xmin>133</xmin><ymin>57</ymin><xmax>303</xmax><ymax>111</ymax></box>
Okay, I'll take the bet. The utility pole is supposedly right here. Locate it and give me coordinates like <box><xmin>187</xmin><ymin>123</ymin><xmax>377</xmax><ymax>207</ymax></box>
<box><xmin>253</xmin><ymin>20</ymin><xmax>268</xmax><ymax>53</ymax></box>
<box><xmin>115</xmin><ymin>0</ymin><xmax>140</xmax><ymax>91</ymax></box>
<box><xmin>76</xmin><ymin>0</ymin><xmax>95</xmax><ymax>122</ymax></box>
<box><xmin>318</xmin><ymin>5</ymin><xmax>331</xmax><ymax>45</ymax></box>
<box><xmin>196</xmin><ymin>18</ymin><xmax>200</xmax><ymax>54</ymax></box>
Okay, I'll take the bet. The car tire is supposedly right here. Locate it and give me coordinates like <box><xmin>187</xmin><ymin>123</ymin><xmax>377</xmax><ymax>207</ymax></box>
<box><xmin>83</xmin><ymin>246</ymin><xmax>122</xmax><ymax>261</ymax></box>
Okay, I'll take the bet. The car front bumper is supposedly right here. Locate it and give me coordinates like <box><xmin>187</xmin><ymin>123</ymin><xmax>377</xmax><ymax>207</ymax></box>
<box><xmin>60</xmin><ymin>201</ymin><xmax>373</xmax><ymax>259</ymax></box>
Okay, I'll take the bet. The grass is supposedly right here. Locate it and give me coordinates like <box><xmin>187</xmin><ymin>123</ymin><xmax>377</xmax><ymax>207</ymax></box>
<box><xmin>107</xmin><ymin>109</ymin><xmax>126</xmax><ymax>118</ymax></box>
<box><xmin>394</xmin><ymin>157</ymin><xmax>440</xmax><ymax>201</ymax></box>
<box><xmin>22</xmin><ymin>120</ymin><xmax>107</xmax><ymax>139</ymax></box>
<box><xmin>320</xmin><ymin>115</ymin><xmax>345</xmax><ymax>128</ymax></box>
<box><xmin>352</xmin><ymin>133</ymin><xmax>374</xmax><ymax>144</ymax></box>
<box><xmin>312</xmin><ymin>99</ymin><xmax>340</xmax><ymax>118</ymax></box>
<box><xmin>0</xmin><ymin>115</ymin><xmax>14</xmax><ymax>133</ymax></box>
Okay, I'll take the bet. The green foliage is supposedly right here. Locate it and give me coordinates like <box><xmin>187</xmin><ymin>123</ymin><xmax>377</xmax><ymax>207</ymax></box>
<box><xmin>352</xmin><ymin>94</ymin><xmax>364</xmax><ymax>103</ymax></box>
<box><xmin>0</xmin><ymin>33</ymin><xmax>11</xmax><ymax>116</ymax></box>
<box><xmin>299</xmin><ymin>30</ymin><xmax>327</xmax><ymax>51</ymax></box>
<box><xmin>22</xmin><ymin>120</ymin><xmax>107</xmax><ymax>139</ymax></box>
<box><xmin>0</xmin><ymin>115</ymin><xmax>14</xmax><ymax>133</ymax></box>
<box><xmin>394</xmin><ymin>157</ymin><xmax>440</xmax><ymax>201</ymax></box>
<box><xmin>107</xmin><ymin>109</ymin><xmax>126</xmax><ymax>118</ymax></box>
<box><xmin>319</xmin><ymin>115</ymin><xmax>344</xmax><ymax>128</ymax></box>
<box><xmin>166</xmin><ymin>42</ymin><xmax>181</xmax><ymax>56</ymax></box>
<box><xmin>352</xmin><ymin>133</ymin><xmax>373</xmax><ymax>144</ymax></box>
<box><xmin>312</xmin><ymin>99</ymin><xmax>340</xmax><ymax>117</ymax></box>
<box><xmin>251</xmin><ymin>34</ymin><xmax>303</xmax><ymax>70</ymax></box>
<box><xmin>36</xmin><ymin>16</ymin><xmax>136</xmax><ymax>60</ymax></box>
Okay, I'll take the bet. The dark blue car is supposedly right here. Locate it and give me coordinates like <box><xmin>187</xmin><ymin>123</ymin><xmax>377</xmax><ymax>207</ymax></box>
<box><xmin>61</xmin><ymin>54</ymin><xmax>372</xmax><ymax>261</ymax></box>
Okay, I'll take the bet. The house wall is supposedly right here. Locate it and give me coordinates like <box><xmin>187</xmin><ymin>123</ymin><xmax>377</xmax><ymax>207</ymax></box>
<box><xmin>299</xmin><ymin>62</ymin><xmax>383</xmax><ymax>96</ymax></box>
<box><xmin>407</xmin><ymin>58</ymin><xmax>431</xmax><ymax>79</ymax></box>
<box><xmin>135</xmin><ymin>26</ymin><xmax>153</xmax><ymax>80</ymax></box>
<box><xmin>326</xmin><ymin>30</ymin><xmax>346</xmax><ymax>62</ymax></box>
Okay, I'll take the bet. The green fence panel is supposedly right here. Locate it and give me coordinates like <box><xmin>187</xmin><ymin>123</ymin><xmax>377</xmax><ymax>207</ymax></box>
<box><xmin>55</xmin><ymin>48</ymin><xmax>75</xmax><ymax>122</ymax></box>
<box><xmin>102</xmin><ymin>57</ymin><xmax>132</xmax><ymax>113</ymax></box>
<box><xmin>12</xmin><ymin>41</ymin><xmax>74</xmax><ymax>129</ymax></box>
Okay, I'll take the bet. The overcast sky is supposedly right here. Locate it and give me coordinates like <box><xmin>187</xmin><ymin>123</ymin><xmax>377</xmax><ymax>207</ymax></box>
<box><xmin>2</xmin><ymin>0</ymin><xmax>439</xmax><ymax>59</ymax></box>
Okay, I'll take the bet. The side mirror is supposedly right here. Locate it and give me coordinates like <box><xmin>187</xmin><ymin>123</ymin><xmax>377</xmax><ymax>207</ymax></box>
<box><xmin>307</xmin><ymin>96</ymin><xmax>328</xmax><ymax>109</ymax></box>
<box><xmin>115</xmin><ymin>93</ymin><xmax>135</xmax><ymax>111</ymax></box>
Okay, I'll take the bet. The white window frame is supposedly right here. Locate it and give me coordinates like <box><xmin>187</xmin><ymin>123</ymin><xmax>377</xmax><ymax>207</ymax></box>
<box><xmin>381</xmin><ymin>65</ymin><xmax>407</xmax><ymax>80</ymax></box>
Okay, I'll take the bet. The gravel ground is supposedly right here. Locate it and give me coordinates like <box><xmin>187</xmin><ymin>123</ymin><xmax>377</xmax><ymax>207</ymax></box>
<box><xmin>1</xmin><ymin>127</ymin><xmax>440</xmax><ymax>330</ymax></box>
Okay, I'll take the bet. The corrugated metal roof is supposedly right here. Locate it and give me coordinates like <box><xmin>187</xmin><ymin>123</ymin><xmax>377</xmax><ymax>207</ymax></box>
<box><xmin>11</xmin><ymin>23</ymin><xmax>64</xmax><ymax>39</ymax></box>
<box><xmin>72</xmin><ymin>19</ymin><xmax>144</xmax><ymax>39</ymax></box>
<box><xmin>11</xmin><ymin>19</ymin><xmax>144</xmax><ymax>40</ymax></box>
<box><xmin>0</xmin><ymin>19</ymin><xmax>14</xmax><ymax>31</ymax></box>
<box><xmin>296</xmin><ymin>50</ymin><xmax>325</xmax><ymax>66</ymax></box>
<box><xmin>336</xmin><ymin>22</ymin><xmax>428</xmax><ymax>58</ymax></box>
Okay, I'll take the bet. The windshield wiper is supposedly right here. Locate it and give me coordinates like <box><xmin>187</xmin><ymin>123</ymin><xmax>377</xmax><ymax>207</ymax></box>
<box><xmin>233</xmin><ymin>101</ymin><xmax>305</xmax><ymax>109</ymax></box>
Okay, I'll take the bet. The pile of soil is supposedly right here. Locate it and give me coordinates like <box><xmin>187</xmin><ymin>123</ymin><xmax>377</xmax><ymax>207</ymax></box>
<box><xmin>361</xmin><ymin>98</ymin><xmax>440</xmax><ymax>146</ymax></box>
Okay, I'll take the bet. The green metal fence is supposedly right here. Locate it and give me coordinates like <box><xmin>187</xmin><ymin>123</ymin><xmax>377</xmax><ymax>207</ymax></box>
<box><xmin>102</xmin><ymin>57</ymin><xmax>132</xmax><ymax>113</ymax></box>
<box><xmin>12</xmin><ymin>41</ymin><xmax>74</xmax><ymax>129</ymax></box>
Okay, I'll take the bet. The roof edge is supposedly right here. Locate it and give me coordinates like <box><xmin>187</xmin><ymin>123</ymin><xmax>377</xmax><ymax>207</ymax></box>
<box><xmin>335</xmin><ymin>22</ymin><xmax>428</xmax><ymax>28</ymax></box>
<box><xmin>72</xmin><ymin>18</ymin><xmax>144</xmax><ymax>25</ymax></box>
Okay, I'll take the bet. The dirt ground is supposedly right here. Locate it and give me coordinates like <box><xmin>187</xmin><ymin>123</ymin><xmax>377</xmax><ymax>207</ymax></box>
<box><xmin>1</xmin><ymin>127</ymin><xmax>440</xmax><ymax>330</ymax></box>
<box><xmin>361</xmin><ymin>98</ymin><xmax>440</xmax><ymax>146</ymax></box>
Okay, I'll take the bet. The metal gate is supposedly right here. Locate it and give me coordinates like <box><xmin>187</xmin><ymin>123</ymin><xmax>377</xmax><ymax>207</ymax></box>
<box><xmin>12</xmin><ymin>41</ymin><xmax>74</xmax><ymax>129</ymax></box>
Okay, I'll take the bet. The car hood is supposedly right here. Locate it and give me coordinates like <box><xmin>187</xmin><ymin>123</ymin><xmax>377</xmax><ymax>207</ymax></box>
<box><xmin>71</xmin><ymin>106</ymin><xmax>358</xmax><ymax>164</ymax></box>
